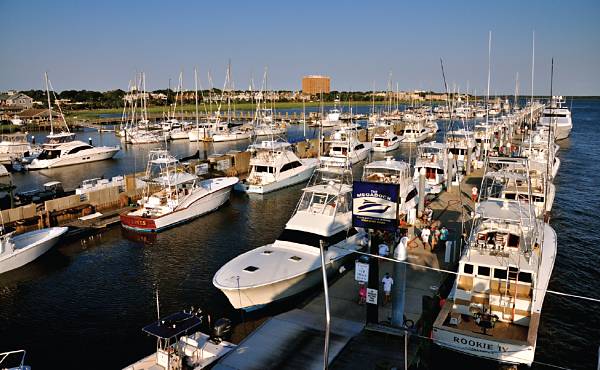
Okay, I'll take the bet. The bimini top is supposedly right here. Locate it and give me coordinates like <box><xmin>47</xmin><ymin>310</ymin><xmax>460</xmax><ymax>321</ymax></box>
<box><xmin>142</xmin><ymin>311</ymin><xmax>202</xmax><ymax>340</ymax></box>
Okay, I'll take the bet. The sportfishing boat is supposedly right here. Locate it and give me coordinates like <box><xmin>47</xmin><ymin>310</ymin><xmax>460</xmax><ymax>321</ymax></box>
<box><xmin>124</xmin><ymin>309</ymin><xmax>236</xmax><ymax>370</ymax></box>
<box><xmin>0</xmin><ymin>133</ymin><xmax>32</xmax><ymax>166</ymax></box>
<box><xmin>120</xmin><ymin>149</ymin><xmax>238</xmax><ymax>232</ymax></box>
<box><xmin>371</xmin><ymin>130</ymin><xmax>402</xmax><ymax>152</ymax></box>
<box><xmin>483</xmin><ymin>157</ymin><xmax>555</xmax><ymax>218</ymax></box>
<box><xmin>321</xmin><ymin>127</ymin><xmax>371</xmax><ymax>167</ymax></box>
<box><xmin>234</xmin><ymin>140</ymin><xmax>318</xmax><ymax>194</ymax></box>
<box><xmin>432</xmin><ymin>176</ymin><xmax>557</xmax><ymax>366</ymax></box>
<box><xmin>210</xmin><ymin>124</ymin><xmax>253</xmax><ymax>142</ymax></box>
<box><xmin>400</xmin><ymin>121</ymin><xmax>431</xmax><ymax>143</ymax></box>
<box><xmin>538</xmin><ymin>96</ymin><xmax>572</xmax><ymax>140</ymax></box>
<box><xmin>362</xmin><ymin>157</ymin><xmax>418</xmax><ymax>220</ymax></box>
<box><xmin>318</xmin><ymin>104</ymin><xmax>342</xmax><ymax>127</ymax></box>
<box><xmin>445</xmin><ymin>129</ymin><xmax>477</xmax><ymax>170</ymax></box>
<box><xmin>413</xmin><ymin>141</ymin><xmax>448</xmax><ymax>194</ymax></box>
<box><xmin>213</xmin><ymin>164</ymin><xmax>367</xmax><ymax>310</ymax></box>
<box><xmin>253</xmin><ymin>122</ymin><xmax>286</xmax><ymax>137</ymax></box>
<box><xmin>0</xmin><ymin>226</ymin><xmax>68</xmax><ymax>274</ymax></box>
<box><xmin>26</xmin><ymin>73</ymin><xmax>120</xmax><ymax>169</ymax></box>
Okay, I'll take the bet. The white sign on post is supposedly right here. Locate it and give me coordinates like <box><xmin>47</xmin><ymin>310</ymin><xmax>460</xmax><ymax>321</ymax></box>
<box><xmin>366</xmin><ymin>288</ymin><xmax>378</xmax><ymax>305</ymax></box>
<box><xmin>355</xmin><ymin>261</ymin><xmax>369</xmax><ymax>282</ymax></box>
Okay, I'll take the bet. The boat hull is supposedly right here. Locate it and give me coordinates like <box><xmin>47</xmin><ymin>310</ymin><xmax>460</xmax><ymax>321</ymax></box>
<box><xmin>120</xmin><ymin>183</ymin><xmax>235</xmax><ymax>232</ymax></box>
<box><xmin>217</xmin><ymin>250</ymin><xmax>352</xmax><ymax>311</ymax></box>
<box><xmin>27</xmin><ymin>147</ymin><xmax>119</xmax><ymax>170</ymax></box>
<box><xmin>372</xmin><ymin>140</ymin><xmax>400</xmax><ymax>152</ymax></box>
<box><xmin>234</xmin><ymin>159</ymin><xmax>318</xmax><ymax>194</ymax></box>
<box><xmin>0</xmin><ymin>227</ymin><xmax>68</xmax><ymax>274</ymax></box>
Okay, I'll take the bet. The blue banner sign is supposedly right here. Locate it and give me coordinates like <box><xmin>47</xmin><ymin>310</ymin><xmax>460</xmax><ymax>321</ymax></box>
<box><xmin>352</xmin><ymin>181</ymin><xmax>399</xmax><ymax>231</ymax></box>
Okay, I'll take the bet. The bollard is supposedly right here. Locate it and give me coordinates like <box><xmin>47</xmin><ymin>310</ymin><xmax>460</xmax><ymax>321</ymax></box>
<box><xmin>392</xmin><ymin>238</ymin><xmax>407</xmax><ymax>328</ymax></box>
<box><xmin>466</xmin><ymin>145</ymin><xmax>472</xmax><ymax>176</ymax></box>
<box><xmin>418</xmin><ymin>167</ymin><xmax>426</xmax><ymax>217</ymax></box>
<box><xmin>446</xmin><ymin>152</ymin><xmax>454</xmax><ymax>191</ymax></box>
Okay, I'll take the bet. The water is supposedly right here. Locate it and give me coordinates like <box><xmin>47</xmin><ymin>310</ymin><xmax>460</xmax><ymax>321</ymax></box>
<box><xmin>0</xmin><ymin>102</ymin><xmax>598</xmax><ymax>369</ymax></box>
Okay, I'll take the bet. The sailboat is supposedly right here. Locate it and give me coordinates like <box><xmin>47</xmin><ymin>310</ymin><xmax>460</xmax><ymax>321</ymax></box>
<box><xmin>27</xmin><ymin>73</ymin><xmax>120</xmax><ymax>170</ymax></box>
<box><xmin>214</xmin><ymin>163</ymin><xmax>366</xmax><ymax>310</ymax></box>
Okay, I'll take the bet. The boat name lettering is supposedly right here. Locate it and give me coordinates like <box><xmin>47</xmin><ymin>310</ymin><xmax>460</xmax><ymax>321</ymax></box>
<box><xmin>355</xmin><ymin>191</ymin><xmax>391</xmax><ymax>201</ymax></box>
<box><xmin>452</xmin><ymin>336</ymin><xmax>507</xmax><ymax>352</ymax></box>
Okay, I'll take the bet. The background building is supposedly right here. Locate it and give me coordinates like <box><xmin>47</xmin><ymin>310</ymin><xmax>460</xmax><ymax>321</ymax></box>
<box><xmin>302</xmin><ymin>75</ymin><xmax>330</xmax><ymax>95</ymax></box>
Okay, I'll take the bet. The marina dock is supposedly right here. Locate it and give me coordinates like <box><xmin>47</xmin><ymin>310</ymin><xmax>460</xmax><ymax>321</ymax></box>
<box><xmin>213</xmin><ymin>167</ymin><xmax>484</xmax><ymax>369</ymax></box>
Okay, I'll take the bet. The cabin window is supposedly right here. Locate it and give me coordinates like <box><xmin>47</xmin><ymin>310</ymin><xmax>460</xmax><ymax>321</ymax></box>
<box><xmin>289</xmin><ymin>256</ymin><xmax>302</xmax><ymax>262</ymax></box>
<box><xmin>519</xmin><ymin>272</ymin><xmax>533</xmax><ymax>283</ymax></box>
<box><xmin>261</xmin><ymin>250</ymin><xmax>273</xmax><ymax>255</ymax></box>
<box><xmin>508</xmin><ymin>266</ymin><xmax>519</xmax><ymax>280</ymax></box>
<box><xmin>477</xmin><ymin>266</ymin><xmax>490</xmax><ymax>277</ymax></box>
<box><xmin>355</xmin><ymin>144</ymin><xmax>365</xmax><ymax>150</ymax></box>
<box><xmin>405</xmin><ymin>188</ymin><xmax>418</xmax><ymax>203</ymax></box>
<box><xmin>243</xmin><ymin>266</ymin><xmax>259</xmax><ymax>272</ymax></box>
<box><xmin>277</xmin><ymin>228</ymin><xmax>355</xmax><ymax>248</ymax></box>
<box><xmin>255</xmin><ymin>165</ymin><xmax>274</xmax><ymax>173</ymax></box>
<box><xmin>280</xmin><ymin>161</ymin><xmax>302</xmax><ymax>172</ymax></box>
<box><xmin>463</xmin><ymin>264</ymin><xmax>473</xmax><ymax>274</ymax></box>
<box><xmin>67</xmin><ymin>145</ymin><xmax>92</xmax><ymax>155</ymax></box>
<box><xmin>494</xmin><ymin>268</ymin><xmax>507</xmax><ymax>279</ymax></box>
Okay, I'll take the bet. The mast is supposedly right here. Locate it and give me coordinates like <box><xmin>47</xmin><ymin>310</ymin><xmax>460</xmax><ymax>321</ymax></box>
<box><xmin>529</xmin><ymin>31</ymin><xmax>535</xmax><ymax>153</ymax></box>
<box><xmin>45</xmin><ymin>72</ymin><xmax>53</xmax><ymax>135</ymax></box>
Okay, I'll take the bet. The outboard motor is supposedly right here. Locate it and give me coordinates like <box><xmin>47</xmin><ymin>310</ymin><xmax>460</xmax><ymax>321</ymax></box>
<box><xmin>210</xmin><ymin>318</ymin><xmax>232</xmax><ymax>343</ymax></box>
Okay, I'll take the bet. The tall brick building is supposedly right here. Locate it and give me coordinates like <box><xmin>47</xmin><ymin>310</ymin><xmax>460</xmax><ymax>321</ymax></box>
<box><xmin>302</xmin><ymin>75</ymin><xmax>330</xmax><ymax>95</ymax></box>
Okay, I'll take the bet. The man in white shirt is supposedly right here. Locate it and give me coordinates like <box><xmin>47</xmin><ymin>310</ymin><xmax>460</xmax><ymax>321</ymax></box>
<box><xmin>381</xmin><ymin>273</ymin><xmax>394</xmax><ymax>305</ymax></box>
<box><xmin>421</xmin><ymin>226</ymin><xmax>431</xmax><ymax>249</ymax></box>
<box><xmin>378</xmin><ymin>243</ymin><xmax>390</xmax><ymax>257</ymax></box>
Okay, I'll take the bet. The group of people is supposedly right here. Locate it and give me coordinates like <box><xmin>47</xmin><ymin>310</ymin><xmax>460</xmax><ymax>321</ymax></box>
<box><xmin>420</xmin><ymin>223</ymin><xmax>449</xmax><ymax>252</ymax></box>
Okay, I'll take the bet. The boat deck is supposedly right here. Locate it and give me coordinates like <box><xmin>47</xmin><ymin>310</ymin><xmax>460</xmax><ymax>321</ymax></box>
<box><xmin>435</xmin><ymin>300</ymin><xmax>529</xmax><ymax>343</ymax></box>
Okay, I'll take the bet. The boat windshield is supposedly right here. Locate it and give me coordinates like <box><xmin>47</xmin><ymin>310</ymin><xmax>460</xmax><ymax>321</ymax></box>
<box><xmin>278</xmin><ymin>227</ymin><xmax>357</xmax><ymax>248</ymax></box>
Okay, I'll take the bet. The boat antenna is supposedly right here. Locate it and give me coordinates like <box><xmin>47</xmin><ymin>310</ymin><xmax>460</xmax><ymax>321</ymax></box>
<box><xmin>155</xmin><ymin>285</ymin><xmax>160</xmax><ymax>320</ymax></box>
<box><xmin>543</xmin><ymin>58</ymin><xmax>554</xmax><ymax>224</ymax></box>
<box><xmin>194</xmin><ymin>67</ymin><xmax>200</xmax><ymax>160</ymax></box>
<box><xmin>529</xmin><ymin>31</ymin><xmax>535</xmax><ymax>154</ymax></box>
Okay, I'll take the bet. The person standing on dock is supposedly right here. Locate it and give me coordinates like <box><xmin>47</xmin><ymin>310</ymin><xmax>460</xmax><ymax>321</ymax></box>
<box><xmin>381</xmin><ymin>273</ymin><xmax>394</xmax><ymax>306</ymax></box>
<box><xmin>421</xmin><ymin>226</ymin><xmax>431</xmax><ymax>250</ymax></box>
<box><xmin>471</xmin><ymin>186</ymin><xmax>479</xmax><ymax>202</ymax></box>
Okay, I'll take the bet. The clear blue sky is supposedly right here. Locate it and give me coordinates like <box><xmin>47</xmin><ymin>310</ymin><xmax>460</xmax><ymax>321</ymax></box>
<box><xmin>1</xmin><ymin>0</ymin><xmax>599</xmax><ymax>95</ymax></box>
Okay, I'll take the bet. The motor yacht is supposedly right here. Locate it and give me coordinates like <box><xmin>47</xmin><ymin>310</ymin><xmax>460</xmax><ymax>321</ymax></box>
<box><xmin>413</xmin><ymin>141</ymin><xmax>448</xmax><ymax>195</ymax></box>
<box><xmin>0</xmin><ymin>226</ymin><xmax>68</xmax><ymax>274</ymax></box>
<box><xmin>235</xmin><ymin>140</ymin><xmax>318</xmax><ymax>194</ymax></box>
<box><xmin>214</xmin><ymin>164</ymin><xmax>366</xmax><ymax>310</ymax></box>
<box><xmin>120</xmin><ymin>149</ymin><xmax>238</xmax><ymax>232</ymax></box>
<box><xmin>538</xmin><ymin>96</ymin><xmax>572</xmax><ymax>140</ymax></box>
<box><xmin>371</xmin><ymin>130</ymin><xmax>402</xmax><ymax>152</ymax></box>
<box><xmin>321</xmin><ymin>127</ymin><xmax>371</xmax><ymax>167</ymax></box>
<box><xmin>432</xmin><ymin>187</ymin><xmax>557</xmax><ymax>366</ymax></box>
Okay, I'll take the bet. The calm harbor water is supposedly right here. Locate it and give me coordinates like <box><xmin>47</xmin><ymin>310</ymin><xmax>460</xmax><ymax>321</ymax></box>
<box><xmin>0</xmin><ymin>102</ymin><xmax>598</xmax><ymax>369</ymax></box>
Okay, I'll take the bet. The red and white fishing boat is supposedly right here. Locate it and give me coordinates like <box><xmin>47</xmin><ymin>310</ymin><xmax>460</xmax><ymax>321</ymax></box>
<box><xmin>120</xmin><ymin>150</ymin><xmax>237</xmax><ymax>232</ymax></box>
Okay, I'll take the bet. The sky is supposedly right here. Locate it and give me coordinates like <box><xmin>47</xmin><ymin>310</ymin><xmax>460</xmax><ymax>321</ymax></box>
<box><xmin>1</xmin><ymin>0</ymin><xmax>599</xmax><ymax>95</ymax></box>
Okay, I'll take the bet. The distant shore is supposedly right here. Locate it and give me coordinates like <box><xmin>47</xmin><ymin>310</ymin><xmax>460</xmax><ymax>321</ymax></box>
<box><xmin>65</xmin><ymin>100</ymin><xmax>448</xmax><ymax>120</ymax></box>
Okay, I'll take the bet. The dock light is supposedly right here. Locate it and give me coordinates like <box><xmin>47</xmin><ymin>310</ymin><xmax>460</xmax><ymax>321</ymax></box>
<box><xmin>31</xmin><ymin>136</ymin><xmax>35</xmax><ymax>144</ymax></box>
<box><xmin>89</xmin><ymin>137</ymin><xmax>93</xmax><ymax>145</ymax></box>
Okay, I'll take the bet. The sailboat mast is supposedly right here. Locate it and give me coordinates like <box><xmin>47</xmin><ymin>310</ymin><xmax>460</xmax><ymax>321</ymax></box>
<box><xmin>45</xmin><ymin>72</ymin><xmax>53</xmax><ymax>135</ymax></box>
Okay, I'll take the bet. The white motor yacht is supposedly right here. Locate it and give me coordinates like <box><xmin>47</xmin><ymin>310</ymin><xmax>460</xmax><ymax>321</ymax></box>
<box><xmin>214</xmin><ymin>165</ymin><xmax>366</xmax><ymax>310</ymax></box>
<box><xmin>0</xmin><ymin>133</ymin><xmax>32</xmax><ymax>165</ymax></box>
<box><xmin>371</xmin><ymin>130</ymin><xmax>402</xmax><ymax>152</ymax></box>
<box><xmin>235</xmin><ymin>140</ymin><xmax>318</xmax><ymax>194</ymax></box>
<box><xmin>433</xmin><ymin>195</ymin><xmax>557</xmax><ymax>366</ymax></box>
<box><xmin>27</xmin><ymin>134</ymin><xmax>119</xmax><ymax>170</ymax></box>
<box><xmin>317</xmin><ymin>106</ymin><xmax>342</xmax><ymax>127</ymax></box>
<box><xmin>321</xmin><ymin>127</ymin><xmax>371</xmax><ymax>167</ymax></box>
<box><xmin>446</xmin><ymin>129</ymin><xmax>477</xmax><ymax>170</ymax></box>
<box><xmin>400</xmin><ymin>121</ymin><xmax>431</xmax><ymax>143</ymax></box>
<box><xmin>538</xmin><ymin>96</ymin><xmax>572</xmax><ymax>140</ymax></box>
<box><xmin>0</xmin><ymin>226</ymin><xmax>68</xmax><ymax>274</ymax></box>
<box><xmin>362</xmin><ymin>157</ymin><xmax>418</xmax><ymax>219</ymax></box>
<box><xmin>413</xmin><ymin>141</ymin><xmax>448</xmax><ymax>195</ymax></box>
<box><xmin>120</xmin><ymin>150</ymin><xmax>238</xmax><ymax>232</ymax></box>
